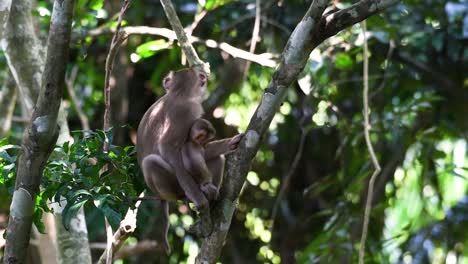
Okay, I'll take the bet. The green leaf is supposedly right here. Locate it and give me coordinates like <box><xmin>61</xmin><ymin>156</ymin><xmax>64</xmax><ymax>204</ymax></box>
<box><xmin>89</xmin><ymin>0</ymin><xmax>104</xmax><ymax>11</ymax></box>
<box><xmin>136</xmin><ymin>40</ymin><xmax>169</xmax><ymax>59</ymax></box>
<box><xmin>335</xmin><ymin>53</ymin><xmax>353</xmax><ymax>70</ymax></box>
<box><xmin>33</xmin><ymin>209</ymin><xmax>46</xmax><ymax>234</ymax></box>
<box><xmin>62</xmin><ymin>199</ymin><xmax>88</xmax><ymax>230</ymax></box>
<box><xmin>98</xmin><ymin>203</ymin><xmax>122</xmax><ymax>228</ymax></box>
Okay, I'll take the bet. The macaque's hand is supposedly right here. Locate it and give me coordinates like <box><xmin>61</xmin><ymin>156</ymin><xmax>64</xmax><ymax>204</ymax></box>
<box><xmin>228</xmin><ymin>133</ymin><xmax>244</xmax><ymax>150</ymax></box>
<box><xmin>200</xmin><ymin>182</ymin><xmax>219</xmax><ymax>201</ymax></box>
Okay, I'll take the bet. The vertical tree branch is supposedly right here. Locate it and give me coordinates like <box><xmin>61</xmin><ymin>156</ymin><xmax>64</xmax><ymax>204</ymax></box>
<box><xmin>0</xmin><ymin>74</ymin><xmax>17</xmax><ymax>138</ymax></box>
<box><xmin>3</xmin><ymin>0</ymin><xmax>76</xmax><ymax>262</ymax></box>
<box><xmin>243</xmin><ymin>0</ymin><xmax>261</xmax><ymax>76</ymax></box>
<box><xmin>358</xmin><ymin>20</ymin><xmax>381</xmax><ymax>264</ymax></box>
<box><xmin>100</xmin><ymin>1</ymin><xmax>131</xmax><ymax>263</ymax></box>
<box><xmin>103</xmin><ymin>0</ymin><xmax>130</xmax><ymax>151</ymax></box>
<box><xmin>66</xmin><ymin>66</ymin><xmax>91</xmax><ymax>133</ymax></box>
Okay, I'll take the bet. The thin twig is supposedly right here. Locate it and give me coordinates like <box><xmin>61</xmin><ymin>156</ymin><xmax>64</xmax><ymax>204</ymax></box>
<box><xmin>65</xmin><ymin>66</ymin><xmax>90</xmax><ymax>133</ymax></box>
<box><xmin>103</xmin><ymin>0</ymin><xmax>131</xmax><ymax>152</ymax></box>
<box><xmin>271</xmin><ymin>126</ymin><xmax>309</xmax><ymax>229</ymax></box>
<box><xmin>159</xmin><ymin>0</ymin><xmax>208</xmax><ymax>72</ymax></box>
<box><xmin>104</xmin><ymin>217</ymin><xmax>113</xmax><ymax>264</ymax></box>
<box><xmin>243</xmin><ymin>0</ymin><xmax>261</xmax><ymax>76</ymax></box>
<box><xmin>97</xmin><ymin>192</ymin><xmax>145</xmax><ymax>264</ymax></box>
<box><xmin>182</xmin><ymin>8</ymin><xmax>208</xmax><ymax>65</ymax></box>
<box><xmin>358</xmin><ymin>20</ymin><xmax>381</xmax><ymax>264</ymax></box>
<box><xmin>100</xmin><ymin>1</ymin><xmax>131</xmax><ymax>263</ymax></box>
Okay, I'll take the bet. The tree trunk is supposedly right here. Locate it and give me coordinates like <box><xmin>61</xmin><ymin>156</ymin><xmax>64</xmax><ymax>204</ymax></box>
<box><xmin>0</xmin><ymin>0</ymin><xmax>92</xmax><ymax>262</ymax></box>
<box><xmin>3</xmin><ymin>0</ymin><xmax>76</xmax><ymax>262</ymax></box>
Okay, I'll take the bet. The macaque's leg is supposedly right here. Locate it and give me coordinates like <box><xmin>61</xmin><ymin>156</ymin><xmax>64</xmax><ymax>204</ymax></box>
<box><xmin>183</xmin><ymin>144</ymin><xmax>220</xmax><ymax>201</ymax></box>
<box><xmin>161</xmin><ymin>145</ymin><xmax>209</xmax><ymax>209</ymax></box>
<box><xmin>142</xmin><ymin>154</ymin><xmax>183</xmax><ymax>201</ymax></box>
<box><xmin>206</xmin><ymin>155</ymin><xmax>225</xmax><ymax>189</ymax></box>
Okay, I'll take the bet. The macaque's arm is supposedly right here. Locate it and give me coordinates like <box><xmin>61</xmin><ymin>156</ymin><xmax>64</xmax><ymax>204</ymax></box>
<box><xmin>204</xmin><ymin>133</ymin><xmax>243</xmax><ymax>160</ymax></box>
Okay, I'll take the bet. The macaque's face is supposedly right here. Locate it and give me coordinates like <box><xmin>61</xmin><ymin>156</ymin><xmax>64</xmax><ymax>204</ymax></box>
<box><xmin>192</xmin><ymin>128</ymin><xmax>215</xmax><ymax>146</ymax></box>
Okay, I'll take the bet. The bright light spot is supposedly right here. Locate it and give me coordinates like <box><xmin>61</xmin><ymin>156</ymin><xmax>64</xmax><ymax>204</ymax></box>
<box><xmin>260</xmin><ymin>230</ymin><xmax>271</xmax><ymax>242</ymax></box>
<box><xmin>247</xmin><ymin>171</ymin><xmax>260</xmax><ymax>186</ymax></box>
<box><xmin>130</xmin><ymin>53</ymin><xmax>140</xmax><ymax>63</ymax></box>
<box><xmin>260</xmin><ymin>181</ymin><xmax>269</xmax><ymax>191</ymax></box>
<box><xmin>175</xmin><ymin>226</ymin><xmax>184</xmax><ymax>237</ymax></box>
<box><xmin>453</xmin><ymin>139</ymin><xmax>466</xmax><ymax>167</ymax></box>
<box><xmin>280</xmin><ymin>102</ymin><xmax>291</xmax><ymax>115</ymax></box>
<box><xmin>96</xmin><ymin>9</ymin><xmax>107</xmax><ymax>19</ymax></box>
<box><xmin>423</xmin><ymin>185</ymin><xmax>434</xmax><ymax>197</ymax></box>
<box><xmin>403</xmin><ymin>254</ymin><xmax>412</xmax><ymax>264</ymax></box>
<box><xmin>436</xmin><ymin>140</ymin><xmax>452</xmax><ymax>154</ymax></box>
<box><xmin>37</xmin><ymin>7</ymin><xmax>51</xmax><ymax>16</ymax></box>
<box><xmin>394</xmin><ymin>167</ymin><xmax>405</xmax><ymax>184</ymax></box>
<box><xmin>169</xmin><ymin>213</ymin><xmax>178</xmax><ymax>225</ymax></box>
<box><xmin>298</xmin><ymin>75</ymin><xmax>312</xmax><ymax>95</ymax></box>
<box><xmin>213</xmin><ymin>107</ymin><xmax>224</xmax><ymax>118</ymax></box>
<box><xmin>205</xmin><ymin>39</ymin><xmax>217</xmax><ymax>48</ymax></box>
<box><xmin>446</xmin><ymin>251</ymin><xmax>457</xmax><ymax>264</ymax></box>
<box><xmin>224</xmin><ymin>110</ymin><xmax>242</xmax><ymax>127</ymax></box>
<box><xmin>269</xmin><ymin>178</ymin><xmax>279</xmax><ymax>189</ymax></box>
<box><xmin>188</xmin><ymin>242</ymin><xmax>199</xmax><ymax>256</ymax></box>
<box><xmin>181</xmin><ymin>214</ymin><xmax>193</xmax><ymax>228</ymax></box>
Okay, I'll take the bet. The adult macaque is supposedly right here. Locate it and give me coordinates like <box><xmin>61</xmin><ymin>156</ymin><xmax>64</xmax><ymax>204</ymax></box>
<box><xmin>136</xmin><ymin>68</ymin><xmax>242</xmax><ymax>252</ymax></box>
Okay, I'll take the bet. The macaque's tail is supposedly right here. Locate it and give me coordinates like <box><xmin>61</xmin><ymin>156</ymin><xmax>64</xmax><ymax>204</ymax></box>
<box><xmin>161</xmin><ymin>200</ymin><xmax>171</xmax><ymax>254</ymax></box>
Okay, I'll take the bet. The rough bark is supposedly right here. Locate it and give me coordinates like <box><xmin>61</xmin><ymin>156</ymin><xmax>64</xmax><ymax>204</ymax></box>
<box><xmin>0</xmin><ymin>0</ymin><xmax>11</xmax><ymax>40</ymax></box>
<box><xmin>196</xmin><ymin>0</ymin><xmax>400</xmax><ymax>262</ymax></box>
<box><xmin>53</xmin><ymin>205</ymin><xmax>91</xmax><ymax>264</ymax></box>
<box><xmin>0</xmin><ymin>0</ymin><xmax>43</xmax><ymax>112</ymax></box>
<box><xmin>3</xmin><ymin>0</ymin><xmax>76</xmax><ymax>262</ymax></box>
<box><xmin>0</xmin><ymin>75</ymin><xmax>17</xmax><ymax>137</ymax></box>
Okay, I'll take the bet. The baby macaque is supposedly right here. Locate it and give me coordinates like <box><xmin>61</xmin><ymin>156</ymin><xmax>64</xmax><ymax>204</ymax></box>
<box><xmin>182</xmin><ymin>118</ymin><xmax>218</xmax><ymax>200</ymax></box>
<box><xmin>136</xmin><ymin>68</ymin><xmax>243</xmax><ymax>253</ymax></box>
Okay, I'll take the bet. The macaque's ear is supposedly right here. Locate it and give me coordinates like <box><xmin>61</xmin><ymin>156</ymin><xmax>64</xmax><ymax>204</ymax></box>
<box><xmin>163</xmin><ymin>71</ymin><xmax>174</xmax><ymax>90</ymax></box>
<box><xmin>198</xmin><ymin>72</ymin><xmax>207</xmax><ymax>86</ymax></box>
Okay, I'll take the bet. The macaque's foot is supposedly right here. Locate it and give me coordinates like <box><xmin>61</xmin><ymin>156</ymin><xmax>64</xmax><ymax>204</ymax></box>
<box><xmin>228</xmin><ymin>133</ymin><xmax>244</xmax><ymax>150</ymax></box>
<box><xmin>200</xmin><ymin>182</ymin><xmax>219</xmax><ymax>201</ymax></box>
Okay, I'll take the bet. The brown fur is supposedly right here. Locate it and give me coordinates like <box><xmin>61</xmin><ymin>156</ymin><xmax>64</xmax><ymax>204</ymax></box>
<box><xmin>136</xmin><ymin>68</ymin><xmax>243</xmax><ymax>253</ymax></box>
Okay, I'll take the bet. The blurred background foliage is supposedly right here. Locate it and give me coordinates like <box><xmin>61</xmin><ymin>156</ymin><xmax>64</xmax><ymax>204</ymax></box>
<box><xmin>0</xmin><ymin>0</ymin><xmax>467</xmax><ymax>263</ymax></box>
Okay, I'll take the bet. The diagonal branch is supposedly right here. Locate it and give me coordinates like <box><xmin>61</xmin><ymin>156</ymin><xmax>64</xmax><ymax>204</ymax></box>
<box><xmin>159</xmin><ymin>0</ymin><xmax>208</xmax><ymax>72</ymax></box>
<box><xmin>312</xmin><ymin>0</ymin><xmax>399</xmax><ymax>48</ymax></box>
<box><xmin>196</xmin><ymin>1</ymin><xmax>329</xmax><ymax>262</ymax></box>
<box><xmin>196</xmin><ymin>0</ymin><xmax>400</xmax><ymax>262</ymax></box>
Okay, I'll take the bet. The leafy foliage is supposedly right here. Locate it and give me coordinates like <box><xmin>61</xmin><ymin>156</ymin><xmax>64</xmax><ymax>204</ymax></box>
<box><xmin>0</xmin><ymin>129</ymin><xmax>143</xmax><ymax>231</ymax></box>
